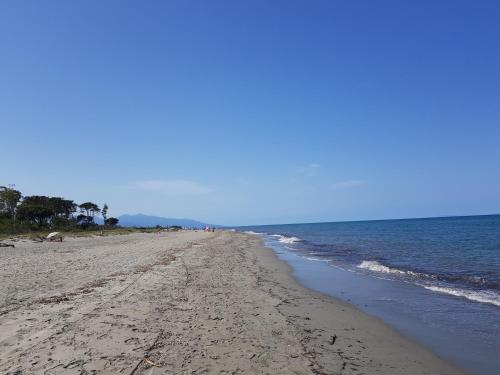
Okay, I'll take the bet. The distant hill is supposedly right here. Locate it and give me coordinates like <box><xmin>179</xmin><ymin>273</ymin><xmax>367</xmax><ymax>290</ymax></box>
<box><xmin>117</xmin><ymin>213</ymin><xmax>213</xmax><ymax>228</ymax></box>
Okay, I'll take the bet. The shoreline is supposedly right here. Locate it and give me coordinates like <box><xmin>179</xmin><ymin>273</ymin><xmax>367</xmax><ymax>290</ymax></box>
<box><xmin>243</xmin><ymin>220</ymin><xmax>500</xmax><ymax>375</ymax></box>
<box><xmin>0</xmin><ymin>230</ymin><xmax>466</xmax><ymax>374</ymax></box>
<box><xmin>249</xmin><ymin>232</ymin><xmax>467</xmax><ymax>375</ymax></box>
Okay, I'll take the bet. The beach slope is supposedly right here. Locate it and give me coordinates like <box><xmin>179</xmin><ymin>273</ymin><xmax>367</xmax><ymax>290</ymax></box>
<box><xmin>0</xmin><ymin>231</ymin><xmax>464</xmax><ymax>374</ymax></box>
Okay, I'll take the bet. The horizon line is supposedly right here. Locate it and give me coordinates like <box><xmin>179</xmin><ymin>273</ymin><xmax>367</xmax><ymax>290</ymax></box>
<box><xmin>231</xmin><ymin>212</ymin><xmax>500</xmax><ymax>228</ymax></box>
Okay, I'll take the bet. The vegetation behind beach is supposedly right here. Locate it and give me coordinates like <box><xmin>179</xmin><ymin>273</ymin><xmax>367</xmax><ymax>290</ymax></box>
<box><xmin>0</xmin><ymin>185</ymin><xmax>119</xmax><ymax>236</ymax></box>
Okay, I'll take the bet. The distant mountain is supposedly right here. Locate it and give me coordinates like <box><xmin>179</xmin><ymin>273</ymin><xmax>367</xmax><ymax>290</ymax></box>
<box><xmin>117</xmin><ymin>213</ymin><xmax>213</xmax><ymax>228</ymax></box>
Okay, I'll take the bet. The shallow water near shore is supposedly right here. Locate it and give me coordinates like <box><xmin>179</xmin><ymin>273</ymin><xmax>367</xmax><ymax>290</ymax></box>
<box><xmin>239</xmin><ymin>215</ymin><xmax>500</xmax><ymax>375</ymax></box>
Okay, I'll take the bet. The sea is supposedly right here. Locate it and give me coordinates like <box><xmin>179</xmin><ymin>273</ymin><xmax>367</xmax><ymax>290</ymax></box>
<box><xmin>237</xmin><ymin>215</ymin><xmax>500</xmax><ymax>375</ymax></box>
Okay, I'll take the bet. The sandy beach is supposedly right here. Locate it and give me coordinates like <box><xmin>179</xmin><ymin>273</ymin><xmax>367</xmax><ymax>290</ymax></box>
<box><xmin>0</xmin><ymin>231</ymin><xmax>465</xmax><ymax>374</ymax></box>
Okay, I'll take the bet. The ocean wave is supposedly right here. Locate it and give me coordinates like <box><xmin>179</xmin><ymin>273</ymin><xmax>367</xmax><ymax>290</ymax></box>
<box><xmin>304</xmin><ymin>256</ymin><xmax>330</xmax><ymax>262</ymax></box>
<box><xmin>271</xmin><ymin>234</ymin><xmax>303</xmax><ymax>244</ymax></box>
<box><xmin>357</xmin><ymin>260</ymin><xmax>436</xmax><ymax>280</ymax></box>
<box><xmin>244</xmin><ymin>231</ymin><xmax>264</xmax><ymax>235</ymax></box>
<box><xmin>358</xmin><ymin>260</ymin><xmax>498</xmax><ymax>290</ymax></box>
<box><xmin>357</xmin><ymin>260</ymin><xmax>406</xmax><ymax>274</ymax></box>
<box><xmin>423</xmin><ymin>285</ymin><xmax>500</xmax><ymax>307</ymax></box>
<box><xmin>355</xmin><ymin>261</ymin><xmax>500</xmax><ymax>307</ymax></box>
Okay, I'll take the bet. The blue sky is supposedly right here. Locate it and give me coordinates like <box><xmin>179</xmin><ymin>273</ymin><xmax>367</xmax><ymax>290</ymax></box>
<box><xmin>1</xmin><ymin>0</ymin><xmax>499</xmax><ymax>225</ymax></box>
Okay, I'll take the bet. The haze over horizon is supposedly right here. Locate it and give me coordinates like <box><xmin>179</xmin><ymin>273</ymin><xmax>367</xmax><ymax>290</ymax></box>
<box><xmin>2</xmin><ymin>0</ymin><xmax>499</xmax><ymax>226</ymax></box>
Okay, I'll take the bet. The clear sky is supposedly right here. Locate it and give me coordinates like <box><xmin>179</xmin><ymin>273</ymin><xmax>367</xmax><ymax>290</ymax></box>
<box><xmin>1</xmin><ymin>0</ymin><xmax>499</xmax><ymax>226</ymax></box>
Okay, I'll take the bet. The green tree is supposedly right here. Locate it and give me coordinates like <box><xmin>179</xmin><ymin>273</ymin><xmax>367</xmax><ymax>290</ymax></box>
<box><xmin>16</xmin><ymin>204</ymin><xmax>53</xmax><ymax>226</ymax></box>
<box><xmin>22</xmin><ymin>196</ymin><xmax>52</xmax><ymax>223</ymax></box>
<box><xmin>22</xmin><ymin>195</ymin><xmax>51</xmax><ymax>207</ymax></box>
<box><xmin>78</xmin><ymin>202</ymin><xmax>100</xmax><ymax>224</ymax></box>
<box><xmin>0</xmin><ymin>186</ymin><xmax>22</xmax><ymax>219</ymax></box>
<box><xmin>49</xmin><ymin>197</ymin><xmax>77</xmax><ymax>219</ymax></box>
<box><xmin>19</xmin><ymin>196</ymin><xmax>77</xmax><ymax>227</ymax></box>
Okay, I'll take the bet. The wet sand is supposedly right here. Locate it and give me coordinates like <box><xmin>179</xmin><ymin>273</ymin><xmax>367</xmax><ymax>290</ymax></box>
<box><xmin>0</xmin><ymin>231</ymin><xmax>465</xmax><ymax>374</ymax></box>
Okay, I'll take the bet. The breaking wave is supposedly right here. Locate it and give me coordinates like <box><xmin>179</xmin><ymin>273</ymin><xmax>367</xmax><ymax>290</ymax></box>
<box><xmin>270</xmin><ymin>234</ymin><xmax>303</xmax><ymax>244</ymax></box>
<box><xmin>357</xmin><ymin>261</ymin><xmax>500</xmax><ymax>307</ymax></box>
<box><xmin>357</xmin><ymin>260</ymin><xmax>406</xmax><ymax>274</ymax></box>
<box><xmin>423</xmin><ymin>286</ymin><xmax>500</xmax><ymax>307</ymax></box>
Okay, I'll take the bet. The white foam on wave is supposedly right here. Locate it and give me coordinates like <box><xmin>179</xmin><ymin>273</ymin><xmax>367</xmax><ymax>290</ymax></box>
<box><xmin>244</xmin><ymin>231</ymin><xmax>263</xmax><ymax>235</ymax></box>
<box><xmin>304</xmin><ymin>256</ymin><xmax>330</xmax><ymax>262</ymax></box>
<box><xmin>358</xmin><ymin>261</ymin><xmax>435</xmax><ymax>280</ymax></box>
<box><xmin>423</xmin><ymin>286</ymin><xmax>500</xmax><ymax>307</ymax></box>
<box><xmin>271</xmin><ymin>234</ymin><xmax>302</xmax><ymax>244</ymax></box>
<box><xmin>280</xmin><ymin>236</ymin><xmax>302</xmax><ymax>244</ymax></box>
<box><xmin>357</xmin><ymin>261</ymin><xmax>500</xmax><ymax>308</ymax></box>
<box><xmin>357</xmin><ymin>260</ymin><xmax>405</xmax><ymax>274</ymax></box>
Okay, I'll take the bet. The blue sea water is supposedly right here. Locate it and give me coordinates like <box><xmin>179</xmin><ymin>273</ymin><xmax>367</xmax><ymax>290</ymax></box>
<box><xmin>238</xmin><ymin>215</ymin><xmax>500</xmax><ymax>375</ymax></box>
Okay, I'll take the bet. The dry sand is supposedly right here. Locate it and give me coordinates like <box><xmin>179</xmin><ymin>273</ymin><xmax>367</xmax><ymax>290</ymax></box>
<box><xmin>0</xmin><ymin>231</ymin><xmax>465</xmax><ymax>374</ymax></box>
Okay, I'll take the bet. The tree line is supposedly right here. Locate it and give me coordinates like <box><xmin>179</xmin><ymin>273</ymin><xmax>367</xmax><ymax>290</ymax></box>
<box><xmin>0</xmin><ymin>185</ymin><xmax>119</xmax><ymax>233</ymax></box>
